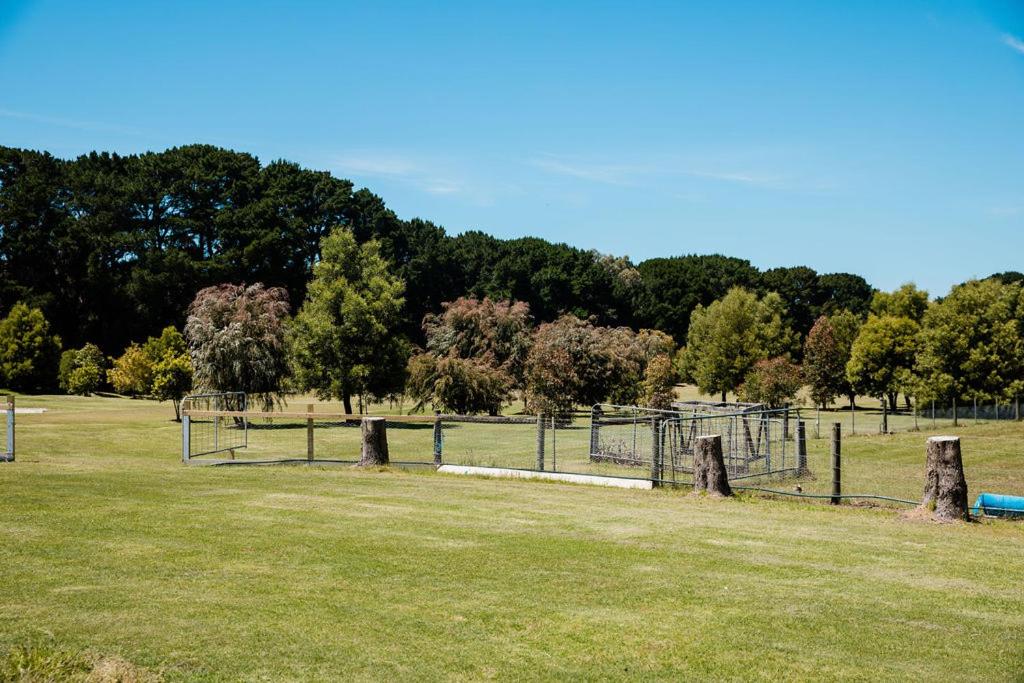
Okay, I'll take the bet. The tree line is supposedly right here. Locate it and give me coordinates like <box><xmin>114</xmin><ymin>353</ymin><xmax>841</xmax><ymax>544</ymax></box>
<box><xmin>1</xmin><ymin>144</ymin><xmax>877</xmax><ymax>356</ymax></box>
<box><xmin>1</xmin><ymin>143</ymin><xmax>1021</xmax><ymax>420</ymax></box>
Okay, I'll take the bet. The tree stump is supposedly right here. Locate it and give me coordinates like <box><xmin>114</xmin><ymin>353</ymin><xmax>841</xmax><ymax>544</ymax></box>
<box><xmin>921</xmin><ymin>436</ymin><xmax>968</xmax><ymax>521</ymax></box>
<box><xmin>358</xmin><ymin>417</ymin><xmax>390</xmax><ymax>466</ymax></box>
<box><xmin>692</xmin><ymin>434</ymin><xmax>732</xmax><ymax>497</ymax></box>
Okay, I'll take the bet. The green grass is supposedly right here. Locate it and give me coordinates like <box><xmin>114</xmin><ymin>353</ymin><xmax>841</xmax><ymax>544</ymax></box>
<box><xmin>1</xmin><ymin>394</ymin><xmax>1023</xmax><ymax>680</ymax></box>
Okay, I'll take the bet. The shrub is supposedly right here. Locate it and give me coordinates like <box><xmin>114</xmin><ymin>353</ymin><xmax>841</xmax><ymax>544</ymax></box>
<box><xmin>0</xmin><ymin>303</ymin><xmax>61</xmax><ymax>392</ymax></box>
<box><xmin>642</xmin><ymin>354</ymin><xmax>677</xmax><ymax>410</ymax></box>
<box><xmin>58</xmin><ymin>343</ymin><xmax>106</xmax><ymax>395</ymax></box>
<box><xmin>407</xmin><ymin>352</ymin><xmax>511</xmax><ymax>415</ymax></box>
<box><xmin>108</xmin><ymin>344</ymin><xmax>154</xmax><ymax>396</ymax></box>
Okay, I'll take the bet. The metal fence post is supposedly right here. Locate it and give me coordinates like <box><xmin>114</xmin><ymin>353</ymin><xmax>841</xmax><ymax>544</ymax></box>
<box><xmin>4</xmin><ymin>395</ymin><xmax>14</xmax><ymax>462</ymax></box>
<box><xmin>433</xmin><ymin>410</ymin><xmax>443</xmax><ymax>466</ymax></box>
<box><xmin>551</xmin><ymin>414</ymin><xmax>557</xmax><ymax>472</ymax></box>
<box><xmin>589</xmin><ymin>405</ymin><xmax>601</xmax><ymax>458</ymax></box>
<box><xmin>830</xmin><ymin>422</ymin><xmax>841</xmax><ymax>505</ymax></box>
<box><xmin>797</xmin><ymin>420</ymin><xmax>807</xmax><ymax>474</ymax></box>
<box><xmin>182</xmin><ymin>414</ymin><xmax>191</xmax><ymax>463</ymax></box>
<box><xmin>535</xmin><ymin>413</ymin><xmax>545</xmax><ymax>471</ymax></box>
<box><xmin>306</xmin><ymin>403</ymin><xmax>315</xmax><ymax>461</ymax></box>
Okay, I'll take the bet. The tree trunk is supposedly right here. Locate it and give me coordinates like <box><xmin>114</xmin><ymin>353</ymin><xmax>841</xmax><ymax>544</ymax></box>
<box><xmin>887</xmin><ymin>392</ymin><xmax>897</xmax><ymax>413</ymax></box>
<box><xmin>721</xmin><ymin>390</ymin><xmax>727</xmax><ymax>403</ymax></box>
<box><xmin>358</xmin><ymin>417</ymin><xmax>389</xmax><ymax>466</ymax></box>
<box><xmin>952</xmin><ymin>396</ymin><xmax>958</xmax><ymax>427</ymax></box>
<box><xmin>343</xmin><ymin>392</ymin><xmax>354</xmax><ymax>416</ymax></box>
<box><xmin>172</xmin><ymin>401</ymin><xmax>181</xmax><ymax>422</ymax></box>
<box><xmin>920</xmin><ymin>436</ymin><xmax>968</xmax><ymax>521</ymax></box>
<box><xmin>692</xmin><ymin>434</ymin><xmax>732</xmax><ymax>497</ymax></box>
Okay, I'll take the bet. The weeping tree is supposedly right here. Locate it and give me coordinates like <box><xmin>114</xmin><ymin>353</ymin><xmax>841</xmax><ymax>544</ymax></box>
<box><xmin>184</xmin><ymin>283</ymin><xmax>291</xmax><ymax>411</ymax></box>
<box><xmin>289</xmin><ymin>228</ymin><xmax>409</xmax><ymax>414</ymax></box>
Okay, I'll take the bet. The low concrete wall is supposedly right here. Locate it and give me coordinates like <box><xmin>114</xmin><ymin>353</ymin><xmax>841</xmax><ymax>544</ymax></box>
<box><xmin>437</xmin><ymin>464</ymin><xmax>653</xmax><ymax>490</ymax></box>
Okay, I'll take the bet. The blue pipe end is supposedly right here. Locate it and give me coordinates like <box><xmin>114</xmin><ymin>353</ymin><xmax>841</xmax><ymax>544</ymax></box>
<box><xmin>971</xmin><ymin>492</ymin><xmax>1024</xmax><ymax>518</ymax></box>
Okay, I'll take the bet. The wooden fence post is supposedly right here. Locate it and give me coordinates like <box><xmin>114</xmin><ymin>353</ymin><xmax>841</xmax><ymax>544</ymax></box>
<box><xmin>796</xmin><ymin>420</ymin><xmax>807</xmax><ymax>474</ymax></box>
<box><xmin>535</xmin><ymin>414</ymin><xmax>545</xmax><ymax>471</ymax></box>
<box><xmin>830</xmin><ymin>422</ymin><xmax>841</xmax><ymax>505</ymax></box>
<box><xmin>306</xmin><ymin>403</ymin><xmax>314</xmax><ymax>461</ymax></box>
<box><xmin>433</xmin><ymin>410</ymin><xmax>443</xmax><ymax>466</ymax></box>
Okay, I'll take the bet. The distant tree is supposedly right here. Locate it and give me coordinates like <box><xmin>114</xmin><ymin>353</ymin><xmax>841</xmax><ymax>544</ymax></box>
<box><xmin>289</xmin><ymin>228</ymin><xmax>409</xmax><ymax>414</ymax></box>
<box><xmin>151</xmin><ymin>352</ymin><xmax>194</xmax><ymax>421</ymax></box>
<box><xmin>988</xmin><ymin>271</ymin><xmax>1024</xmax><ymax>286</ymax></box>
<box><xmin>817</xmin><ymin>273</ymin><xmax>874</xmax><ymax>318</ymax></box>
<box><xmin>0</xmin><ymin>303</ymin><xmax>61</xmax><ymax>392</ymax></box>
<box><xmin>635</xmin><ymin>255</ymin><xmax>759</xmax><ymax>342</ymax></box>
<box><xmin>406</xmin><ymin>353</ymin><xmax>510</xmax><ymax>415</ymax></box>
<box><xmin>738</xmin><ymin>357</ymin><xmax>803</xmax><ymax>409</ymax></box>
<box><xmin>759</xmin><ymin>265</ymin><xmax>823</xmax><ymax>340</ymax></box>
<box><xmin>870</xmin><ymin>283</ymin><xmax>929</xmax><ymax>322</ymax></box>
<box><xmin>422</xmin><ymin>297</ymin><xmax>533</xmax><ymax>388</ymax></box>
<box><xmin>828</xmin><ymin>309</ymin><xmax>863</xmax><ymax>406</ymax></box>
<box><xmin>641</xmin><ymin>354</ymin><xmax>677</xmax><ymax>410</ymax></box>
<box><xmin>108</xmin><ymin>344</ymin><xmax>155</xmax><ymax>396</ymax></box>
<box><xmin>677</xmin><ymin>288</ymin><xmax>796</xmax><ymax>402</ymax></box>
<box><xmin>803</xmin><ymin>316</ymin><xmax>848</xmax><ymax>408</ymax></box>
<box><xmin>846</xmin><ymin>315</ymin><xmax>919</xmax><ymax>411</ymax></box>
<box><xmin>915</xmin><ymin>279</ymin><xmax>1024</xmax><ymax>421</ymax></box>
<box><xmin>58</xmin><ymin>343</ymin><xmax>106</xmax><ymax>395</ymax></box>
<box><xmin>524</xmin><ymin>315</ymin><xmax>614</xmax><ymax>416</ymax></box>
<box><xmin>142</xmin><ymin>326</ymin><xmax>187</xmax><ymax>364</ymax></box>
<box><xmin>185</xmin><ymin>283</ymin><xmax>291</xmax><ymax>411</ymax></box>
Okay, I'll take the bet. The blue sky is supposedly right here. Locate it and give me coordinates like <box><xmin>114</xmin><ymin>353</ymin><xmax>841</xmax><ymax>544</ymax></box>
<box><xmin>1</xmin><ymin>1</ymin><xmax>1022</xmax><ymax>296</ymax></box>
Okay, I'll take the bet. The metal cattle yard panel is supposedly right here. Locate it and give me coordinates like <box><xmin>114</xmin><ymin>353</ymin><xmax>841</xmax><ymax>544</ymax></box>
<box><xmin>181</xmin><ymin>392</ymin><xmax>248</xmax><ymax>462</ymax></box>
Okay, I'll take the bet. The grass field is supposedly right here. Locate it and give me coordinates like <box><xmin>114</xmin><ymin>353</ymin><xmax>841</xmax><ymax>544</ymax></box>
<box><xmin>2</xmin><ymin>393</ymin><xmax>1023</xmax><ymax>680</ymax></box>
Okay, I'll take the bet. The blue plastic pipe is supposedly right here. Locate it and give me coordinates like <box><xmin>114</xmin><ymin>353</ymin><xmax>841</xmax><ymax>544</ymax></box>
<box><xmin>971</xmin><ymin>492</ymin><xmax>1024</xmax><ymax>518</ymax></box>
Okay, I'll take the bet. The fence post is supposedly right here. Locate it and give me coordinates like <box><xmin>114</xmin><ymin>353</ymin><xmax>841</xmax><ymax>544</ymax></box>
<box><xmin>973</xmin><ymin>397</ymin><xmax>978</xmax><ymax>425</ymax></box>
<box><xmin>306</xmin><ymin>403</ymin><xmax>315</xmax><ymax>461</ymax></box>
<box><xmin>182</xmin><ymin>413</ymin><xmax>190</xmax><ymax>463</ymax></box>
<box><xmin>830</xmin><ymin>422</ymin><xmax>842</xmax><ymax>505</ymax></box>
<box><xmin>433</xmin><ymin>410</ymin><xmax>443</xmax><ymax>466</ymax></box>
<box><xmin>650</xmin><ymin>416</ymin><xmax>662</xmax><ymax>486</ymax></box>
<box><xmin>881</xmin><ymin>399</ymin><xmax>887</xmax><ymax>434</ymax></box>
<box><xmin>782</xmin><ymin>404</ymin><xmax>790</xmax><ymax>441</ymax></box>
<box><xmin>1016</xmin><ymin>396</ymin><xmax>1020</xmax><ymax>421</ymax></box>
<box><xmin>535</xmin><ymin>413</ymin><xmax>545</xmax><ymax>471</ymax></box>
<box><xmin>4</xmin><ymin>395</ymin><xmax>14</xmax><ymax>462</ymax></box>
<box><xmin>589</xmin><ymin>405</ymin><xmax>601</xmax><ymax>458</ymax></box>
<box><xmin>551</xmin><ymin>414</ymin><xmax>557</xmax><ymax>472</ymax></box>
<box><xmin>797</xmin><ymin>420</ymin><xmax>807</xmax><ymax>474</ymax></box>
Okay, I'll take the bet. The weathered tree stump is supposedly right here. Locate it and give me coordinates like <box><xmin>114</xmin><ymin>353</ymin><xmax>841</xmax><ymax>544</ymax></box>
<box><xmin>921</xmin><ymin>436</ymin><xmax>968</xmax><ymax>521</ymax></box>
<box><xmin>358</xmin><ymin>417</ymin><xmax>389</xmax><ymax>466</ymax></box>
<box><xmin>692</xmin><ymin>434</ymin><xmax>732</xmax><ymax>497</ymax></box>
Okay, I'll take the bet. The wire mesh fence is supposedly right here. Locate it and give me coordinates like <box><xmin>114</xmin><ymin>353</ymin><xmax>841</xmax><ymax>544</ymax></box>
<box><xmin>181</xmin><ymin>392</ymin><xmax>248</xmax><ymax>460</ymax></box>
<box><xmin>807</xmin><ymin>395</ymin><xmax>1023</xmax><ymax>439</ymax></box>
<box><xmin>179</xmin><ymin>393</ymin><xmax>1024</xmax><ymax>517</ymax></box>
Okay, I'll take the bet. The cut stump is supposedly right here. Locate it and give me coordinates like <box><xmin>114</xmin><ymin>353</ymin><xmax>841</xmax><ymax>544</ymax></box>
<box><xmin>692</xmin><ymin>434</ymin><xmax>732</xmax><ymax>497</ymax></box>
<box><xmin>358</xmin><ymin>417</ymin><xmax>389</xmax><ymax>466</ymax></box>
<box><xmin>921</xmin><ymin>436</ymin><xmax>968</xmax><ymax>521</ymax></box>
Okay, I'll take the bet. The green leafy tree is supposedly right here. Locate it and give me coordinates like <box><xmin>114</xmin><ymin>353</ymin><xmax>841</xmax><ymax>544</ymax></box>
<box><xmin>828</xmin><ymin>309</ymin><xmax>863</xmax><ymax>406</ymax></box>
<box><xmin>66</xmin><ymin>363</ymin><xmax>102</xmax><ymax>396</ymax></box>
<box><xmin>289</xmin><ymin>228</ymin><xmax>409</xmax><ymax>414</ymax></box>
<box><xmin>152</xmin><ymin>352</ymin><xmax>193</xmax><ymax>421</ymax></box>
<box><xmin>142</xmin><ymin>326</ymin><xmax>187</xmax><ymax>363</ymax></box>
<box><xmin>0</xmin><ymin>303</ymin><xmax>61</xmax><ymax>392</ymax></box>
<box><xmin>915</xmin><ymin>279</ymin><xmax>1024</xmax><ymax>423</ymax></box>
<box><xmin>738</xmin><ymin>357</ymin><xmax>803</xmax><ymax>409</ymax></box>
<box><xmin>870</xmin><ymin>283</ymin><xmax>929</xmax><ymax>322</ymax></box>
<box><xmin>846</xmin><ymin>315</ymin><xmax>919</xmax><ymax>411</ymax></box>
<box><xmin>58</xmin><ymin>343</ymin><xmax>106</xmax><ymax>395</ymax></box>
<box><xmin>641</xmin><ymin>354</ymin><xmax>677</xmax><ymax>410</ymax></box>
<box><xmin>677</xmin><ymin>288</ymin><xmax>796</xmax><ymax>402</ymax></box>
<box><xmin>108</xmin><ymin>344</ymin><xmax>155</xmax><ymax>396</ymax></box>
<box><xmin>185</xmin><ymin>283</ymin><xmax>291</xmax><ymax>411</ymax></box>
<box><xmin>524</xmin><ymin>315</ymin><xmax>614</xmax><ymax>416</ymax></box>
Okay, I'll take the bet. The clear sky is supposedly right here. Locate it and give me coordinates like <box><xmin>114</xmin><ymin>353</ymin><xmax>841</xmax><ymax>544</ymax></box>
<box><xmin>1</xmin><ymin>1</ymin><xmax>1022</xmax><ymax>296</ymax></box>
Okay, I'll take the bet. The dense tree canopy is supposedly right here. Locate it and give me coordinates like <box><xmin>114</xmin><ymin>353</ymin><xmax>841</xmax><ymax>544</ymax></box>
<box><xmin>0</xmin><ymin>141</ymin><xmax>888</xmax><ymax>361</ymax></box>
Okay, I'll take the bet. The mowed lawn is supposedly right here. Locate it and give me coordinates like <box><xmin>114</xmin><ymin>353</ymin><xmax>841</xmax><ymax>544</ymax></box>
<box><xmin>1</xmin><ymin>395</ymin><xmax>1024</xmax><ymax>680</ymax></box>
